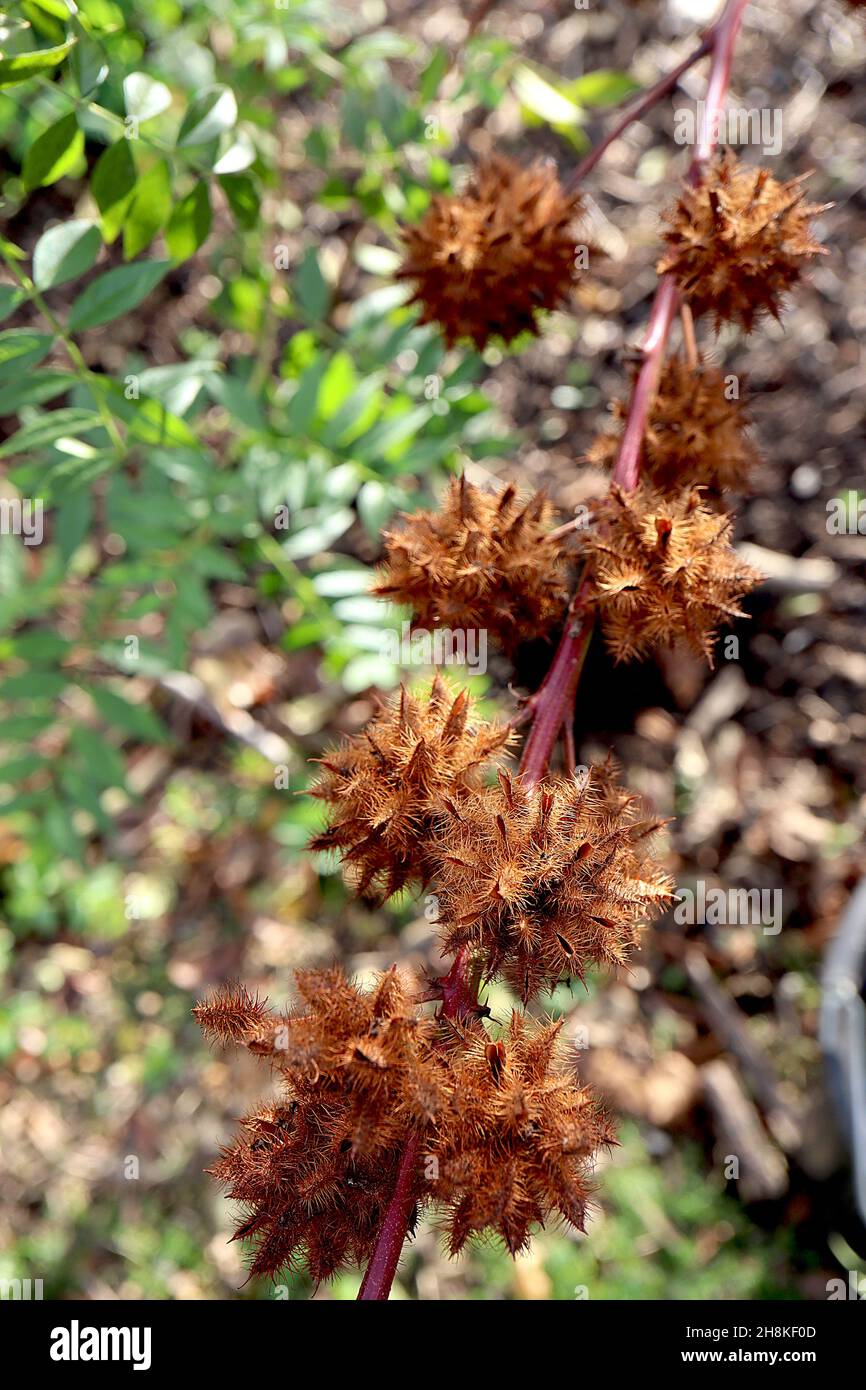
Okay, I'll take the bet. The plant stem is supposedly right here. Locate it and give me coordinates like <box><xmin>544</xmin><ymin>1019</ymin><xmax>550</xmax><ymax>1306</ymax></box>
<box><xmin>568</xmin><ymin>29</ymin><xmax>715</xmax><ymax>188</ymax></box>
<box><xmin>691</xmin><ymin>0</ymin><xmax>749</xmax><ymax>176</ymax></box>
<box><xmin>357</xmin><ymin>1132</ymin><xmax>422</xmax><ymax>1301</ymax></box>
<box><xmin>610</xmin><ymin>273</ymin><xmax>680</xmax><ymax>491</ymax></box>
<box><xmin>680</xmin><ymin>301</ymin><xmax>699</xmax><ymax>370</ymax></box>
<box><xmin>357</xmin><ymin>943</ymin><xmax>477</xmax><ymax>1302</ymax></box>
<box><xmin>611</xmin><ymin>0</ymin><xmax>749</xmax><ymax>493</ymax></box>
<box><xmin>518</xmin><ymin>582</ymin><xmax>594</xmax><ymax>790</ymax></box>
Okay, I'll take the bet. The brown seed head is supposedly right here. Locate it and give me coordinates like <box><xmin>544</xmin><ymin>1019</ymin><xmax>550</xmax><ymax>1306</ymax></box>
<box><xmin>581</xmin><ymin>481</ymin><xmax>763</xmax><ymax>664</ymax></box>
<box><xmin>195</xmin><ymin>973</ymin><xmax>616</xmax><ymax>1277</ymax></box>
<box><xmin>374</xmin><ymin>475</ymin><xmax>571</xmax><ymax>654</ymax></box>
<box><xmin>658</xmin><ymin>152</ymin><xmax>828</xmax><ymax>333</ymax></box>
<box><xmin>194</xmin><ymin>968</ymin><xmax>443</xmax><ymax>1283</ymax></box>
<box><xmin>586</xmin><ymin>354</ymin><xmax>760</xmax><ymax>495</ymax></box>
<box><xmin>431</xmin><ymin>761</ymin><xmax>673</xmax><ymax>1002</ymax></box>
<box><xmin>397</xmin><ymin>154</ymin><xmax>589</xmax><ymax>349</ymax></box>
<box><xmin>308</xmin><ymin>673</ymin><xmax>513</xmax><ymax>902</ymax></box>
<box><xmin>430</xmin><ymin>1012</ymin><xmax>615</xmax><ymax>1255</ymax></box>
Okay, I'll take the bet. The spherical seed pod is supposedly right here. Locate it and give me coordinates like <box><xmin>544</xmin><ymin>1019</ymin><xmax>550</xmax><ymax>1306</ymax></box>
<box><xmin>585</xmin><ymin>354</ymin><xmax>760</xmax><ymax>495</ymax></box>
<box><xmin>658</xmin><ymin>151</ymin><xmax>828</xmax><ymax>333</ymax></box>
<box><xmin>398</xmin><ymin>154</ymin><xmax>591</xmax><ymax>349</ymax></box>
<box><xmin>308</xmin><ymin>673</ymin><xmax>513</xmax><ymax>902</ymax></box>
<box><xmin>374</xmin><ymin>475</ymin><xmax>571</xmax><ymax>655</ymax></box>
<box><xmin>431</xmin><ymin>762</ymin><xmax>673</xmax><ymax>1002</ymax></box>
<box><xmin>581</xmin><ymin>481</ymin><xmax>763</xmax><ymax>664</ymax></box>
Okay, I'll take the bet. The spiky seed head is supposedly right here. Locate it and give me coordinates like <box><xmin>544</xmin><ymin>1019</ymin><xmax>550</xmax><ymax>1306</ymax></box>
<box><xmin>430</xmin><ymin>760</ymin><xmax>674</xmax><ymax>1002</ymax></box>
<box><xmin>308</xmin><ymin>674</ymin><xmax>513</xmax><ymax>902</ymax></box>
<box><xmin>430</xmin><ymin>1011</ymin><xmax>615</xmax><ymax>1255</ymax></box>
<box><xmin>194</xmin><ymin>967</ymin><xmax>444</xmax><ymax>1284</ymax></box>
<box><xmin>195</xmin><ymin>971</ymin><xmax>615</xmax><ymax>1277</ymax></box>
<box><xmin>581</xmin><ymin>481</ymin><xmax>763</xmax><ymax>664</ymax></box>
<box><xmin>585</xmin><ymin>354</ymin><xmax>760</xmax><ymax>495</ymax></box>
<box><xmin>658</xmin><ymin>151</ymin><xmax>828</xmax><ymax>333</ymax></box>
<box><xmin>397</xmin><ymin>154</ymin><xmax>590</xmax><ymax>349</ymax></box>
<box><xmin>374</xmin><ymin>475</ymin><xmax>571</xmax><ymax>654</ymax></box>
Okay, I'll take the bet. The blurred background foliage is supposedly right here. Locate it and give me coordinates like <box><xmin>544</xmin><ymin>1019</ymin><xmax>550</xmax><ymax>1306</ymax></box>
<box><xmin>1</xmin><ymin>0</ymin><xmax>864</xmax><ymax>1300</ymax></box>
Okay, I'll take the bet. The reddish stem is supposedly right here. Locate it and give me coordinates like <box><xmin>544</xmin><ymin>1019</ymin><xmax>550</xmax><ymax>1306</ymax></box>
<box><xmin>436</xmin><ymin>944</ymin><xmax>481</xmax><ymax>1019</ymax></box>
<box><xmin>610</xmin><ymin>275</ymin><xmax>680</xmax><ymax>492</ymax></box>
<box><xmin>518</xmin><ymin>583</ymin><xmax>594</xmax><ymax>790</ymax></box>
<box><xmin>357</xmin><ymin>1132</ymin><xmax>421</xmax><ymax>1301</ymax></box>
<box><xmin>612</xmin><ymin>0</ymin><xmax>749</xmax><ymax>495</ymax></box>
<box><xmin>569</xmin><ymin>29</ymin><xmax>715</xmax><ymax>188</ymax></box>
<box><xmin>692</xmin><ymin>0</ymin><xmax>749</xmax><ymax>175</ymax></box>
<box><xmin>357</xmin><ymin>943</ymin><xmax>477</xmax><ymax>1301</ymax></box>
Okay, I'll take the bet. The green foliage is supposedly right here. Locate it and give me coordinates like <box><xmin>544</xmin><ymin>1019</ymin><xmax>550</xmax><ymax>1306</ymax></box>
<box><xmin>2</xmin><ymin>0</ymin><xmax>578</xmax><ymax>918</ymax></box>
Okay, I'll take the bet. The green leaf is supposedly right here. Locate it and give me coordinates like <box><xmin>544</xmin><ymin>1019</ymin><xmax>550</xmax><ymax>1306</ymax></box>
<box><xmin>123</xmin><ymin>160</ymin><xmax>172</xmax><ymax>259</ymax></box>
<box><xmin>91</xmin><ymin>139</ymin><xmax>137</xmax><ymax>244</ymax></box>
<box><xmin>317</xmin><ymin>350</ymin><xmax>356</xmax><ymax>419</ymax></box>
<box><xmin>124</xmin><ymin>71</ymin><xmax>172</xmax><ymax>122</ymax></box>
<box><xmin>128</xmin><ymin>400</ymin><xmax>196</xmax><ymax>448</ymax></box>
<box><xmin>10</xmin><ymin>631</ymin><xmax>70</xmax><ymax>662</ymax></box>
<box><xmin>218</xmin><ymin>173</ymin><xmax>259</xmax><ymax>230</ymax></box>
<box><xmin>0</xmin><ymin>39</ymin><xmax>75</xmax><ymax>87</ymax></box>
<box><xmin>420</xmin><ymin>46</ymin><xmax>449</xmax><ymax>103</ymax></box>
<box><xmin>0</xmin><ymin>408</ymin><xmax>103</xmax><ymax>458</ymax></box>
<box><xmin>0</xmin><ymin>407</ymin><xmax>104</xmax><ymax>458</ymax></box>
<box><xmin>165</xmin><ymin>182</ymin><xmax>212</xmax><ymax>262</ymax></box>
<box><xmin>0</xmin><ymin>285</ymin><xmax>25</xmax><ymax>323</ymax></box>
<box><xmin>341</xmin><ymin>89</ymin><xmax>367</xmax><ymax>151</ymax></box>
<box><xmin>103</xmin><ymin>387</ymin><xmax>196</xmax><ymax>447</ymax></box>
<box><xmin>332</xmin><ymin>597</ymin><xmax>388</xmax><ymax>624</ymax></box>
<box><xmin>44</xmin><ymin>800</ymin><xmax>84</xmax><ymax>861</ymax></box>
<box><xmin>212</xmin><ymin>135</ymin><xmax>254</xmax><ymax>175</ymax></box>
<box><xmin>0</xmin><ymin>330</ymin><xmax>54</xmax><ymax>384</ymax></box>
<box><xmin>304</xmin><ymin>128</ymin><xmax>329</xmax><ymax>167</ymax></box>
<box><xmin>0</xmin><ymin>370</ymin><xmax>74</xmax><ymax>415</ymax></box>
<box><xmin>282</xmin><ymin>616</ymin><xmax>327</xmax><ymax>652</ymax></box>
<box><xmin>0</xmin><ymin>671</ymin><xmax>68</xmax><ymax>699</ymax></box>
<box><xmin>0</xmin><ymin>714</ymin><xmax>54</xmax><ymax>740</ymax></box>
<box><xmin>567</xmin><ymin>70</ymin><xmax>640</xmax><ymax>107</ymax></box>
<box><xmin>354</xmin><ymin>244</ymin><xmax>401</xmax><ymax>276</ymax></box>
<box><xmin>21</xmin><ymin>0</ymin><xmax>68</xmax><ymax>33</ymax></box>
<box><xmin>282</xmin><ymin>508</ymin><xmax>354</xmax><ymax>561</ymax></box>
<box><xmin>353</xmin><ymin>405</ymin><xmax>431</xmax><ymax>463</ymax></box>
<box><xmin>286</xmin><ymin>356</ymin><xmax>327</xmax><ymax>434</ymax></box>
<box><xmin>313</xmin><ymin>567</ymin><xmax>372</xmax><ymax>598</ymax></box>
<box><xmin>22</xmin><ymin>113</ymin><xmax>84</xmax><ymax>189</ymax></box>
<box><xmin>513</xmin><ymin>64</ymin><xmax>583</xmax><ymax>127</ymax></box>
<box><xmin>177</xmin><ymin>85</ymin><xmax>237</xmax><ymax>147</ymax></box>
<box><xmin>341</xmin><ymin>652</ymin><xmax>399</xmax><ymax>695</ymax></box>
<box><xmin>87</xmin><ymin>684</ymin><xmax>169</xmax><ymax>743</ymax></box>
<box><xmin>136</xmin><ymin>360</ymin><xmax>211</xmax><ymax>414</ymax></box>
<box><xmin>0</xmin><ymin>754</ymin><xmax>49</xmax><ymax>785</ymax></box>
<box><xmin>295</xmin><ymin>246</ymin><xmax>330</xmax><ymax>322</ymax></box>
<box><xmin>71</xmin><ymin>29</ymin><xmax>109</xmax><ymax>97</ymax></box>
<box><xmin>55</xmin><ymin>488</ymin><xmax>92</xmax><ymax>562</ymax></box>
<box><xmin>206</xmin><ymin>372</ymin><xmax>265</xmax><ymax>432</ymax></box>
<box><xmin>68</xmin><ymin>260</ymin><xmax>170</xmax><ymax>331</ymax></box>
<box><xmin>33</xmin><ymin>219</ymin><xmax>100</xmax><ymax>289</ymax></box>
<box><xmin>70</xmin><ymin>725</ymin><xmax>127</xmax><ymax>788</ymax></box>
<box><xmin>320</xmin><ymin>374</ymin><xmax>385</xmax><ymax>448</ymax></box>
<box><xmin>357</xmin><ymin>479</ymin><xmax>402</xmax><ymax>538</ymax></box>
